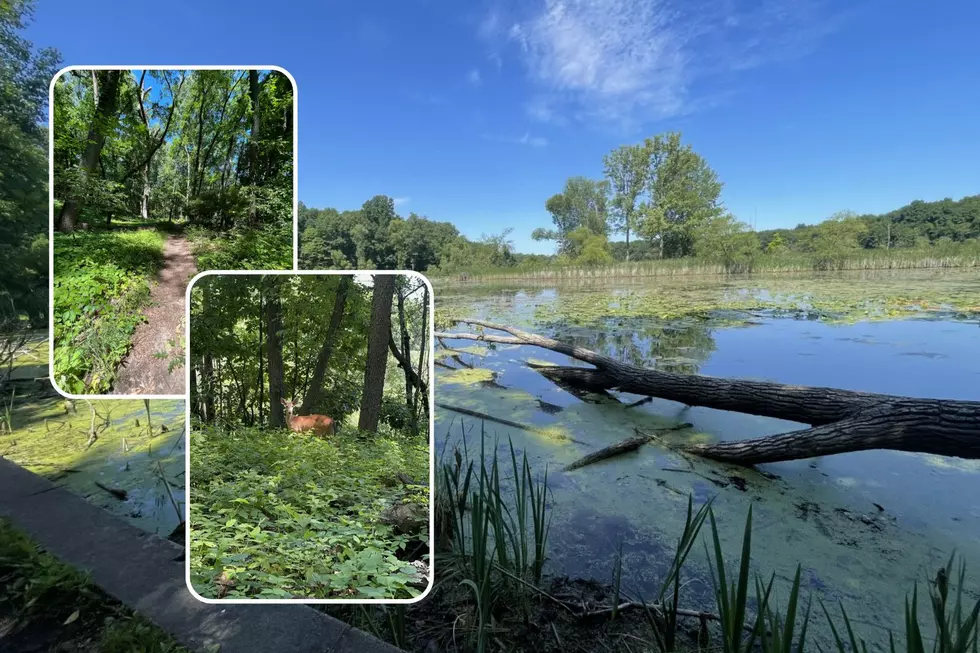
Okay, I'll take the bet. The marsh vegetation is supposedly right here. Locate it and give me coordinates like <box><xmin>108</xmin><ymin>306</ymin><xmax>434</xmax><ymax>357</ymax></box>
<box><xmin>320</xmin><ymin>270</ymin><xmax>980</xmax><ymax>652</ymax></box>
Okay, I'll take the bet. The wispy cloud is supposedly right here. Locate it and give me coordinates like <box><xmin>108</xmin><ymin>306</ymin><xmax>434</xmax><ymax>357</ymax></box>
<box><xmin>393</xmin><ymin>196</ymin><xmax>411</xmax><ymax>207</ymax></box>
<box><xmin>482</xmin><ymin>131</ymin><xmax>549</xmax><ymax>148</ymax></box>
<box><xmin>478</xmin><ymin>0</ymin><xmax>846</xmax><ymax>128</ymax></box>
<box><xmin>525</xmin><ymin>95</ymin><xmax>566</xmax><ymax>125</ymax></box>
<box><xmin>488</xmin><ymin>52</ymin><xmax>503</xmax><ymax>71</ymax></box>
<box><xmin>466</xmin><ymin>68</ymin><xmax>483</xmax><ymax>87</ymax></box>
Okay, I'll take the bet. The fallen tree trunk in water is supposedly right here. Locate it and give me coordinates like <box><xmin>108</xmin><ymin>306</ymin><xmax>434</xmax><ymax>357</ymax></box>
<box><xmin>433</xmin><ymin>319</ymin><xmax>980</xmax><ymax>465</ymax></box>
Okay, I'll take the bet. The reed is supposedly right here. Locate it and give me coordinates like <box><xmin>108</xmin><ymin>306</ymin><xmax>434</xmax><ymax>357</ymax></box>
<box><xmin>430</xmin><ymin>245</ymin><xmax>980</xmax><ymax>285</ymax></box>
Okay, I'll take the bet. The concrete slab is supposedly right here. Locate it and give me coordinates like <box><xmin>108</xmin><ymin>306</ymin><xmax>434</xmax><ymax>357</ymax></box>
<box><xmin>0</xmin><ymin>457</ymin><xmax>403</xmax><ymax>653</ymax></box>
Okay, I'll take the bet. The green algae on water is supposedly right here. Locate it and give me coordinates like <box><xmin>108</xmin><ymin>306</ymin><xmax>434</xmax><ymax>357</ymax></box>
<box><xmin>438</xmin><ymin>367</ymin><xmax>495</xmax><ymax>386</ymax></box>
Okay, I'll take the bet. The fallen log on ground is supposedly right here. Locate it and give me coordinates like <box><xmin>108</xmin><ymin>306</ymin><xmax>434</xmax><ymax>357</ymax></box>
<box><xmin>564</xmin><ymin>424</ymin><xmax>692</xmax><ymax>471</ymax></box>
<box><xmin>434</xmin><ymin>319</ymin><xmax>980</xmax><ymax>465</ymax></box>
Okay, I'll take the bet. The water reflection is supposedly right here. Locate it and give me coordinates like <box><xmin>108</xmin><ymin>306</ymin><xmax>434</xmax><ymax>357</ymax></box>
<box><xmin>434</xmin><ymin>272</ymin><xmax>980</xmax><ymax>649</ymax></box>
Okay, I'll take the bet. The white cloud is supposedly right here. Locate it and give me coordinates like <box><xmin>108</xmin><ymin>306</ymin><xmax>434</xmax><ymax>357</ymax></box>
<box><xmin>393</xmin><ymin>197</ymin><xmax>411</xmax><ymax>206</ymax></box>
<box><xmin>466</xmin><ymin>68</ymin><xmax>482</xmax><ymax>87</ymax></box>
<box><xmin>479</xmin><ymin>0</ymin><xmax>845</xmax><ymax>127</ymax></box>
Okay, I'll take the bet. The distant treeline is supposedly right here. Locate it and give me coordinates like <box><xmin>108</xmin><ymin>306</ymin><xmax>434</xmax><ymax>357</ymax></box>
<box><xmin>754</xmin><ymin>195</ymin><xmax>980</xmax><ymax>252</ymax></box>
<box><xmin>299</xmin><ymin>192</ymin><xmax>980</xmax><ymax>276</ymax></box>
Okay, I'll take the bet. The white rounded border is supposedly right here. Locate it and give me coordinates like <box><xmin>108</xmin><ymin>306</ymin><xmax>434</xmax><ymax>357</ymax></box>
<box><xmin>183</xmin><ymin>269</ymin><xmax>437</xmax><ymax>605</ymax></box>
<box><xmin>47</xmin><ymin>65</ymin><xmax>299</xmax><ymax>400</ymax></box>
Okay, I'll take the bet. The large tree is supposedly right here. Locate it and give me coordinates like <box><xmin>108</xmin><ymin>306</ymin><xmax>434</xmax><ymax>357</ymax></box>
<box><xmin>298</xmin><ymin>276</ymin><xmax>351</xmax><ymax>415</ymax></box>
<box><xmin>358</xmin><ymin>275</ymin><xmax>396</xmax><ymax>432</ymax></box>
<box><xmin>603</xmin><ymin>144</ymin><xmax>651</xmax><ymax>262</ymax></box>
<box><xmin>0</xmin><ymin>0</ymin><xmax>59</xmax><ymax>324</ymax></box>
<box><xmin>264</xmin><ymin>276</ymin><xmax>285</xmax><ymax>428</ymax></box>
<box><xmin>56</xmin><ymin>69</ymin><xmax>123</xmax><ymax>232</ymax></box>
<box><xmin>640</xmin><ymin>132</ymin><xmax>724</xmax><ymax>258</ymax></box>
<box><xmin>534</xmin><ymin>176</ymin><xmax>611</xmax><ymax>253</ymax></box>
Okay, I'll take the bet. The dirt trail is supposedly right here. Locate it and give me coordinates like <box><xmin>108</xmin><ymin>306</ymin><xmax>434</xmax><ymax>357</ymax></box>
<box><xmin>113</xmin><ymin>235</ymin><xmax>197</xmax><ymax>395</ymax></box>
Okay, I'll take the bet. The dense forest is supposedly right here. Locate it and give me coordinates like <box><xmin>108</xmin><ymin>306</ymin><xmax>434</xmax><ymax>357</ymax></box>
<box><xmin>53</xmin><ymin>68</ymin><xmax>293</xmax><ymax>266</ymax></box>
<box><xmin>1</xmin><ymin>1</ymin><xmax>58</xmax><ymax>339</ymax></box>
<box><xmin>298</xmin><ymin>134</ymin><xmax>979</xmax><ymax>275</ymax></box>
<box><xmin>188</xmin><ymin>273</ymin><xmax>430</xmax><ymax>600</ymax></box>
<box><xmin>51</xmin><ymin>68</ymin><xmax>293</xmax><ymax>394</ymax></box>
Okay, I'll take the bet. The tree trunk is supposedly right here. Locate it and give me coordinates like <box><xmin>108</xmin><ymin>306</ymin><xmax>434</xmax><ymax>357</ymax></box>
<box><xmin>140</xmin><ymin>164</ymin><xmax>150</xmax><ymax>221</ymax></box>
<box><xmin>257</xmin><ymin>294</ymin><xmax>265</xmax><ymax>424</ymax></box>
<box><xmin>57</xmin><ymin>70</ymin><xmax>122</xmax><ymax>233</ymax></box>
<box><xmin>414</xmin><ymin>285</ymin><xmax>429</xmax><ymax>425</ymax></box>
<box><xmin>299</xmin><ymin>276</ymin><xmax>351</xmax><ymax>415</ymax></box>
<box><xmin>247</xmin><ymin>70</ymin><xmax>261</xmax><ymax>225</ymax></box>
<box><xmin>265</xmin><ymin>277</ymin><xmax>285</xmax><ymax>428</ymax></box>
<box><xmin>202</xmin><ymin>353</ymin><xmax>215</xmax><ymax>422</ymax></box>
<box><xmin>196</xmin><ymin>75</ymin><xmax>239</xmax><ymax>195</ymax></box>
<box><xmin>190</xmin><ymin>365</ymin><xmax>200</xmax><ymax>419</ymax></box>
<box><xmin>433</xmin><ymin>320</ymin><xmax>980</xmax><ymax>466</ymax></box>
<box><xmin>395</xmin><ymin>283</ymin><xmax>414</xmax><ymax>422</ymax></box>
<box><xmin>192</xmin><ymin>78</ymin><xmax>208</xmax><ymax>199</ymax></box>
<box><xmin>358</xmin><ymin>275</ymin><xmax>396</xmax><ymax>432</ymax></box>
<box><xmin>201</xmin><ymin>281</ymin><xmax>215</xmax><ymax>422</ymax></box>
<box><xmin>625</xmin><ymin>210</ymin><xmax>631</xmax><ymax>263</ymax></box>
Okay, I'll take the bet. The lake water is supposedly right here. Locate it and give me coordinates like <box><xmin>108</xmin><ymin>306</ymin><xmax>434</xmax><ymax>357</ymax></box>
<box><xmin>433</xmin><ymin>269</ymin><xmax>980</xmax><ymax>649</ymax></box>
<box><xmin>4</xmin><ymin>343</ymin><xmax>186</xmax><ymax>541</ymax></box>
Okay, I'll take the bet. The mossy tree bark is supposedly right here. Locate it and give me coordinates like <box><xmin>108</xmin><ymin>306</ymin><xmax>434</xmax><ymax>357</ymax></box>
<box><xmin>433</xmin><ymin>319</ymin><xmax>980</xmax><ymax>465</ymax></box>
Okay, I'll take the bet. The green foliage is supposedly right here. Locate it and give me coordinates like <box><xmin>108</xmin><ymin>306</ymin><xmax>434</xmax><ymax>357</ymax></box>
<box><xmin>604</xmin><ymin>142</ymin><xmax>651</xmax><ymax>257</ymax></box>
<box><xmin>187</xmin><ymin>220</ymin><xmax>292</xmax><ymax>271</ymax></box>
<box><xmin>189</xmin><ymin>274</ymin><xmax>375</xmax><ymax>425</ymax></box>
<box><xmin>52</xmin><ymin>229</ymin><xmax>165</xmax><ymax>393</ymax></box>
<box><xmin>565</xmin><ymin>226</ymin><xmax>614</xmax><ymax>265</ymax></box>
<box><xmin>694</xmin><ymin>214</ymin><xmax>761</xmax><ymax>272</ymax></box>
<box><xmin>757</xmin><ymin>196</ymin><xmax>980</xmax><ymax>256</ymax></box>
<box><xmin>806</xmin><ymin>211</ymin><xmax>871</xmax><ymax>270</ymax></box>
<box><xmin>53</xmin><ymin>68</ymin><xmax>292</xmax><ymax>258</ymax></box>
<box><xmin>706</xmin><ymin>505</ymin><xmax>768</xmax><ymax>653</ymax></box>
<box><xmin>188</xmin><ymin>423</ymin><xmax>429</xmax><ymax>600</ymax></box>
<box><xmin>300</xmin><ymin>197</ymin><xmax>461</xmax><ymax>272</ymax></box>
<box><xmin>641</xmin><ymin>131</ymin><xmax>725</xmax><ymax>257</ymax></box>
<box><xmin>542</xmin><ymin>176</ymin><xmax>611</xmax><ymax>251</ymax></box>
<box><xmin>0</xmin><ymin>1</ymin><xmax>59</xmax><ymax>326</ymax></box>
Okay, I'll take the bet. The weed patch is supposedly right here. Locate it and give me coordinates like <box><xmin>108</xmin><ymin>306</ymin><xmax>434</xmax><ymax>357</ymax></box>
<box><xmin>188</xmin><ymin>423</ymin><xmax>430</xmax><ymax>600</ymax></box>
<box><xmin>52</xmin><ymin>228</ymin><xmax>165</xmax><ymax>393</ymax></box>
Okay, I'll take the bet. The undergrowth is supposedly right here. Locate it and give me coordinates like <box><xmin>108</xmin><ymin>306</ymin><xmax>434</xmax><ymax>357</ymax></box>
<box><xmin>186</xmin><ymin>223</ymin><xmax>292</xmax><ymax>271</ymax></box>
<box><xmin>52</xmin><ymin>228</ymin><xmax>165</xmax><ymax>393</ymax></box>
<box><xmin>188</xmin><ymin>422</ymin><xmax>429</xmax><ymax>600</ymax></box>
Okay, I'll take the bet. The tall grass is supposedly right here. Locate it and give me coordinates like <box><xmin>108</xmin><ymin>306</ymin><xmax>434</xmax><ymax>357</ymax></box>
<box><xmin>361</xmin><ymin>419</ymin><xmax>978</xmax><ymax>652</ymax></box>
<box><xmin>430</xmin><ymin>244</ymin><xmax>980</xmax><ymax>284</ymax></box>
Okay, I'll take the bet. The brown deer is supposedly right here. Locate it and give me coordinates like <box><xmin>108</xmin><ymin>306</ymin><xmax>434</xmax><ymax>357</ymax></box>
<box><xmin>281</xmin><ymin>398</ymin><xmax>336</xmax><ymax>437</ymax></box>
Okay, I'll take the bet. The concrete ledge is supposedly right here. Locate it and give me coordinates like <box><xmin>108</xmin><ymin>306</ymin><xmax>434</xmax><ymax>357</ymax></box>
<box><xmin>0</xmin><ymin>458</ymin><xmax>402</xmax><ymax>653</ymax></box>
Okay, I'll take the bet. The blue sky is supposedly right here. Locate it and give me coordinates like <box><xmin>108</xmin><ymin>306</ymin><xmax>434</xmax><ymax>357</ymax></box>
<box><xmin>30</xmin><ymin>0</ymin><xmax>980</xmax><ymax>253</ymax></box>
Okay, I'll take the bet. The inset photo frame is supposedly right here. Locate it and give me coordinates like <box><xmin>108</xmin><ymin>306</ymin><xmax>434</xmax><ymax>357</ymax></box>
<box><xmin>49</xmin><ymin>66</ymin><xmax>297</xmax><ymax>399</ymax></box>
<box><xmin>184</xmin><ymin>271</ymin><xmax>434</xmax><ymax>603</ymax></box>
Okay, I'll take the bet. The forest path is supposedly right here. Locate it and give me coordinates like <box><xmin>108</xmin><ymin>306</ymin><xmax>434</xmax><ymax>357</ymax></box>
<box><xmin>113</xmin><ymin>234</ymin><xmax>197</xmax><ymax>395</ymax></box>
